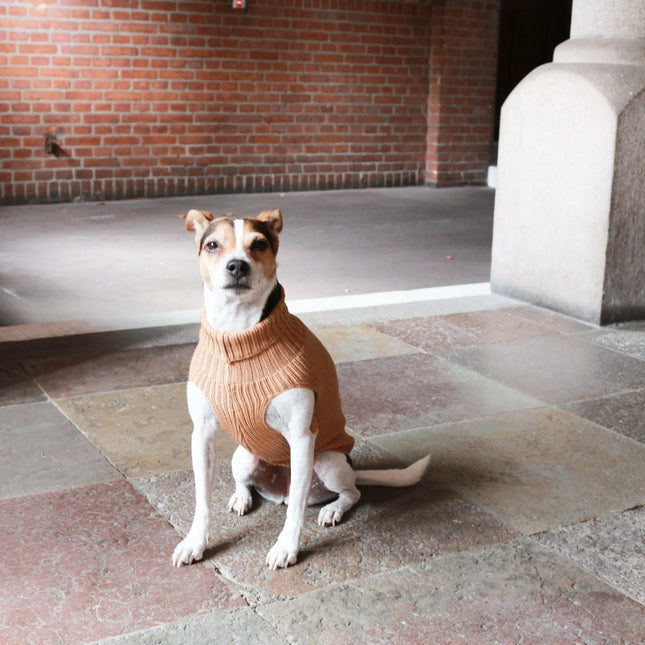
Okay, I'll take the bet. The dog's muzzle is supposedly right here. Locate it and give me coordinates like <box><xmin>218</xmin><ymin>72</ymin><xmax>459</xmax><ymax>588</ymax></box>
<box><xmin>226</xmin><ymin>259</ymin><xmax>249</xmax><ymax>279</ymax></box>
<box><xmin>225</xmin><ymin>259</ymin><xmax>251</xmax><ymax>290</ymax></box>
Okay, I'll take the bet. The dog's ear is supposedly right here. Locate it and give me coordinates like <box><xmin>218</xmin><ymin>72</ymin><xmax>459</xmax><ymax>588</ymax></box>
<box><xmin>185</xmin><ymin>209</ymin><xmax>214</xmax><ymax>247</ymax></box>
<box><xmin>257</xmin><ymin>209</ymin><xmax>283</xmax><ymax>237</ymax></box>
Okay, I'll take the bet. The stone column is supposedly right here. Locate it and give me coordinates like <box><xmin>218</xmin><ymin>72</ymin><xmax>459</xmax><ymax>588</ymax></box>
<box><xmin>490</xmin><ymin>0</ymin><xmax>645</xmax><ymax>325</ymax></box>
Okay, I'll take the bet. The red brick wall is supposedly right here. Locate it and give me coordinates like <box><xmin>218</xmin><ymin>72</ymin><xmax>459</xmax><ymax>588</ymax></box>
<box><xmin>426</xmin><ymin>0</ymin><xmax>499</xmax><ymax>186</ymax></box>
<box><xmin>1</xmin><ymin>0</ymin><xmax>499</xmax><ymax>205</ymax></box>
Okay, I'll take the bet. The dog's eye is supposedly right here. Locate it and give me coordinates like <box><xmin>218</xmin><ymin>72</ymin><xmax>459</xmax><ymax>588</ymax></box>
<box><xmin>204</xmin><ymin>240</ymin><xmax>219</xmax><ymax>253</ymax></box>
<box><xmin>250</xmin><ymin>239</ymin><xmax>269</xmax><ymax>253</ymax></box>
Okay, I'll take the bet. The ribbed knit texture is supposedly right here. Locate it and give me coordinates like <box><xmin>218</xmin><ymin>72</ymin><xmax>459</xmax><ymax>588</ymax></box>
<box><xmin>188</xmin><ymin>292</ymin><xmax>354</xmax><ymax>467</ymax></box>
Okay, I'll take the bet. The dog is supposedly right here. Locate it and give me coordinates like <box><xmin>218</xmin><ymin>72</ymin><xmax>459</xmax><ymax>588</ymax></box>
<box><xmin>172</xmin><ymin>208</ymin><xmax>430</xmax><ymax>570</ymax></box>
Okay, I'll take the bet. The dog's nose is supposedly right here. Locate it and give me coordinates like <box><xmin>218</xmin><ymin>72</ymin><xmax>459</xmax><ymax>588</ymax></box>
<box><xmin>226</xmin><ymin>259</ymin><xmax>249</xmax><ymax>279</ymax></box>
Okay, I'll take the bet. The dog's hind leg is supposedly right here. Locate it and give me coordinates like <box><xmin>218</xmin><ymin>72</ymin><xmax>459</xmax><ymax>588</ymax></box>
<box><xmin>228</xmin><ymin>445</ymin><xmax>259</xmax><ymax>515</ymax></box>
<box><xmin>172</xmin><ymin>383</ymin><xmax>220</xmax><ymax>567</ymax></box>
<box><xmin>314</xmin><ymin>451</ymin><xmax>361</xmax><ymax>526</ymax></box>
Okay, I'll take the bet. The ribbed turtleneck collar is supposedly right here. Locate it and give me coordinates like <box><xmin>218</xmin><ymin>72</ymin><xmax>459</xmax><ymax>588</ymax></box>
<box><xmin>199</xmin><ymin>290</ymin><xmax>292</xmax><ymax>364</ymax></box>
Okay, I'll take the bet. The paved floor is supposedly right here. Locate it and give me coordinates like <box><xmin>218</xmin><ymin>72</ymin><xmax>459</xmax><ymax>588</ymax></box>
<box><xmin>1</xmin><ymin>188</ymin><xmax>644</xmax><ymax>644</ymax></box>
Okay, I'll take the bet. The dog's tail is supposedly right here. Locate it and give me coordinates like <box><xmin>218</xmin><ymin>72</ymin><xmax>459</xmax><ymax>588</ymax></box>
<box><xmin>354</xmin><ymin>454</ymin><xmax>430</xmax><ymax>487</ymax></box>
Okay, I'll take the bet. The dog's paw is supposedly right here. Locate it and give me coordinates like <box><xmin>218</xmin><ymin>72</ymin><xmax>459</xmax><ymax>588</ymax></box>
<box><xmin>318</xmin><ymin>501</ymin><xmax>345</xmax><ymax>527</ymax></box>
<box><xmin>266</xmin><ymin>540</ymin><xmax>298</xmax><ymax>570</ymax></box>
<box><xmin>228</xmin><ymin>489</ymin><xmax>253</xmax><ymax>516</ymax></box>
<box><xmin>172</xmin><ymin>532</ymin><xmax>207</xmax><ymax>567</ymax></box>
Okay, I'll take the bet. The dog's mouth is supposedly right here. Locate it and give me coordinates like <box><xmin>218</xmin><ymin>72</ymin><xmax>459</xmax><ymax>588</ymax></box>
<box><xmin>224</xmin><ymin>279</ymin><xmax>252</xmax><ymax>293</ymax></box>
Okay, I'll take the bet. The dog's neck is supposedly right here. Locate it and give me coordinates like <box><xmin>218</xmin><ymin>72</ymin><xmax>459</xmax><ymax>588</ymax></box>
<box><xmin>203</xmin><ymin>280</ymin><xmax>282</xmax><ymax>333</ymax></box>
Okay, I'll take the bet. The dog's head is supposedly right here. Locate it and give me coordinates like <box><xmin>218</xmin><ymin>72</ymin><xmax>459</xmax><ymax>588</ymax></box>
<box><xmin>185</xmin><ymin>209</ymin><xmax>283</xmax><ymax>301</ymax></box>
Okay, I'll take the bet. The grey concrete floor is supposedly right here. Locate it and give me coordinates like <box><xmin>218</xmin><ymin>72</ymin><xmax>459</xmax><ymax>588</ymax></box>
<box><xmin>0</xmin><ymin>187</ymin><xmax>494</xmax><ymax>327</ymax></box>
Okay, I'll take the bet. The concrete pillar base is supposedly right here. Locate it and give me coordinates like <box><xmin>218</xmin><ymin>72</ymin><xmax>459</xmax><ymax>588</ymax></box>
<box><xmin>491</xmin><ymin>1</ymin><xmax>645</xmax><ymax>325</ymax></box>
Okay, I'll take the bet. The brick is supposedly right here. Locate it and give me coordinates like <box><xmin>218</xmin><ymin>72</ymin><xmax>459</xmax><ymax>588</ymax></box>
<box><xmin>0</xmin><ymin>0</ymin><xmax>495</xmax><ymax>203</ymax></box>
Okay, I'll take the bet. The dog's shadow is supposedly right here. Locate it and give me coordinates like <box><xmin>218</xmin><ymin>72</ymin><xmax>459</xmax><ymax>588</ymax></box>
<box><xmin>194</xmin><ymin>457</ymin><xmax>506</xmax><ymax>567</ymax></box>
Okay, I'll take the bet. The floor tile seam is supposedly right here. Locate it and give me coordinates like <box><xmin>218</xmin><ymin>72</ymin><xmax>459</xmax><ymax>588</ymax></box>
<box><xmin>234</xmin><ymin>605</ymin><xmax>292</xmax><ymax>645</ymax></box>
<box><xmin>409</xmin><ymin>530</ymin><xmax>645</xmax><ymax>609</ymax></box>
<box><xmin>366</xmin><ymin>309</ymin><xmax>597</xmax><ymax>354</ymax></box>
<box><xmin>46</xmin><ymin>394</ymin><xmax>140</xmax><ymax>485</ymax></box>
<box><xmin>527</xmin><ymin>532</ymin><xmax>645</xmax><ymax>608</ymax></box>
<box><xmin>556</xmin><ymin>397</ymin><xmax>645</xmax><ymax>447</ymax></box>
<box><xmin>505</xmin><ymin>306</ymin><xmax>599</xmax><ymax>335</ymax></box>
<box><xmin>421</xmin><ymin>344</ymin><xmax>645</xmax><ymax>408</ymax></box>
<box><xmin>85</xmin><ymin>605</ymin><xmax>283</xmax><ymax>645</ymax></box>
<box><xmin>254</xmin><ymin>562</ymin><xmax>424</xmax><ymax>618</ymax></box>
<box><xmin>519</xmin><ymin>537</ymin><xmax>645</xmax><ymax>608</ymax></box>
<box><xmin>370</xmin><ymin>345</ymin><xmax>553</xmax><ymax>406</ymax></box>
<box><xmin>559</xmin><ymin>385</ymin><xmax>645</xmax><ymax>407</ymax></box>
<box><xmin>0</xmin><ymin>396</ymin><xmax>51</xmax><ymax>413</ymax></box>
<box><xmin>581</xmin><ymin>335</ymin><xmax>645</xmax><ymax>363</ymax></box>
<box><xmin>0</xmin><ymin>476</ymin><xmax>130</xmax><ymax>507</ymax></box>
<box><xmin>440</xmin><ymin>327</ymin><xmax>630</xmax><ymax>355</ymax></box>
<box><xmin>46</xmin><ymin>379</ymin><xmax>188</xmax><ymax>404</ymax></box>
<box><xmin>252</xmin><ymin>536</ymin><xmax>556</xmax><ymax>604</ymax></box>
<box><xmin>357</xmin><ymin>404</ymin><xmax>554</xmax><ymax>446</ymax></box>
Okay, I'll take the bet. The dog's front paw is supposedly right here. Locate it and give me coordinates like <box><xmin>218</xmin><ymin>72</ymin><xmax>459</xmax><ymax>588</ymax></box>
<box><xmin>172</xmin><ymin>531</ymin><xmax>207</xmax><ymax>567</ymax></box>
<box><xmin>228</xmin><ymin>488</ymin><xmax>253</xmax><ymax>516</ymax></box>
<box><xmin>266</xmin><ymin>539</ymin><xmax>298</xmax><ymax>570</ymax></box>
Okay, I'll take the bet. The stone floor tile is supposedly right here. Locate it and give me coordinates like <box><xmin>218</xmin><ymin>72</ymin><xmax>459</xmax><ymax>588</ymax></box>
<box><xmin>91</xmin><ymin>606</ymin><xmax>286</xmax><ymax>645</ymax></box>
<box><xmin>56</xmin><ymin>383</ymin><xmax>194</xmax><ymax>478</ymax></box>
<box><xmin>587</xmin><ymin>325</ymin><xmax>645</xmax><ymax>362</ymax></box>
<box><xmin>443</xmin><ymin>335</ymin><xmax>645</xmax><ymax>405</ymax></box>
<box><xmin>563</xmin><ymin>389</ymin><xmax>645</xmax><ymax>444</ymax></box>
<box><xmin>134</xmin><ymin>441</ymin><xmax>516</xmax><ymax>604</ymax></box>
<box><xmin>337</xmin><ymin>353</ymin><xmax>541</xmax><ymax>436</ymax></box>
<box><xmin>502</xmin><ymin>305</ymin><xmax>594</xmax><ymax>334</ymax></box>
<box><xmin>314</xmin><ymin>325</ymin><xmax>420</xmax><ymax>363</ymax></box>
<box><xmin>0</xmin><ymin>401</ymin><xmax>119</xmax><ymax>500</ymax></box>
<box><xmin>0</xmin><ymin>362</ymin><xmax>45</xmax><ymax>407</ymax></box>
<box><xmin>374</xmin><ymin>307</ymin><xmax>586</xmax><ymax>353</ymax></box>
<box><xmin>23</xmin><ymin>343</ymin><xmax>194</xmax><ymax>398</ymax></box>
<box><xmin>535</xmin><ymin>507</ymin><xmax>645</xmax><ymax>605</ymax></box>
<box><xmin>371</xmin><ymin>407</ymin><xmax>645</xmax><ymax>535</ymax></box>
<box><xmin>0</xmin><ymin>481</ymin><xmax>245</xmax><ymax>645</ymax></box>
<box><xmin>257</xmin><ymin>539</ymin><xmax>645</xmax><ymax>645</ymax></box>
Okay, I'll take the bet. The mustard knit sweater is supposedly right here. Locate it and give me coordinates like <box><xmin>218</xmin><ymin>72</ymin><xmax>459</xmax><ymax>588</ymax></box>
<box><xmin>188</xmin><ymin>292</ymin><xmax>355</xmax><ymax>467</ymax></box>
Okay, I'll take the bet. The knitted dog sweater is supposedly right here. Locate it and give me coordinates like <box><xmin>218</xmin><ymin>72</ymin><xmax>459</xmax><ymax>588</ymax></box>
<box><xmin>188</xmin><ymin>292</ymin><xmax>354</xmax><ymax>467</ymax></box>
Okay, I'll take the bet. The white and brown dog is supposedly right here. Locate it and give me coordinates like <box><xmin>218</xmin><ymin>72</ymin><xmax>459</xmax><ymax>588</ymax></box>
<box><xmin>172</xmin><ymin>208</ymin><xmax>430</xmax><ymax>570</ymax></box>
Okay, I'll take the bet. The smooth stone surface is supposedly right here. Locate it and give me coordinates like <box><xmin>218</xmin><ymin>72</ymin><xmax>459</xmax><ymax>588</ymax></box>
<box><xmin>0</xmin><ymin>401</ymin><xmax>119</xmax><ymax>500</ymax></box>
<box><xmin>374</xmin><ymin>306</ymin><xmax>590</xmax><ymax>353</ymax></box>
<box><xmin>56</xmin><ymin>383</ymin><xmax>194</xmax><ymax>477</ymax></box>
<box><xmin>443</xmin><ymin>335</ymin><xmax>645</xmax><ymax>405</ymax></box>
<box><xmin>371</xmin><ymin>407</ymin><xmax>645</xmax><ymax>535</ymax></box>
<box><xmin>536</xmin><ymin>507</ymin><xmax>645</xmax><ymax>605</ymax></box>
<box><xmin>91</xmin><ymin>606</ymin><xmax>285</xmax><ymax>645</ymax></box>
<box><xmin>0</xmin><ymin>481</ymin><xmax>245</xmax><ymax>644</ymax></box>
<box><xmin>257</xmin><ymin>539</ymin><xmax>645</xmax><ymax>644</ymax></box>
<box><xmin>563</xmin><ymin>388</ymin><xmax>645</xmax><ymax>444</ymax></box>
<box><xmin>314</xmin><ymin>324</ymin><xmax>420</xmax><ymax>363</ymax></box>
<box><xmin>337</xmin><ymin>353</ymin><xmax>541</xmax><ymax>436</ymax></box>
<box><xmin>23</xmin><ymin>343</ymin><xmax>194</xmax><ymax>398</ymax></box>
<box><xmin>586</xmin><ymin>323</ymin><xmax>645</xmax><ymax>362</ymax></box>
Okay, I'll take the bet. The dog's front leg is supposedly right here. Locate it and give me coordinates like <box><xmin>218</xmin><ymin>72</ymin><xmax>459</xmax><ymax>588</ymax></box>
<box><xmin>172</xmin><ymin>382</ymin><xmax>219</xmax><ymax>567</ymax></box>
<box><xmin>265</xmin><ymin>388</ymin><xmax>316</xmax><ymax>570</ymax></box>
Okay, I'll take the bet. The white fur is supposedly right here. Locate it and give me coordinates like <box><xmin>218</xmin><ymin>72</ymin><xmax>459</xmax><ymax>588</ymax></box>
<box><xmin>233</xmin><ymin>218</ymin><xmax>246</xmax><ymax>256</ymax></box>
<box><xmin>173</xmin><ymin>213</ymin><xmax>430</xmax><ymax>570</ymax></box>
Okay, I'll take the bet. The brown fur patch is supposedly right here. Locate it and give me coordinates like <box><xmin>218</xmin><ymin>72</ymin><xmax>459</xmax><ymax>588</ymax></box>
<box><xmin>242</xmin><ymin>219</ymin><xmax>278</xmax><ymax>281</ymax></box>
